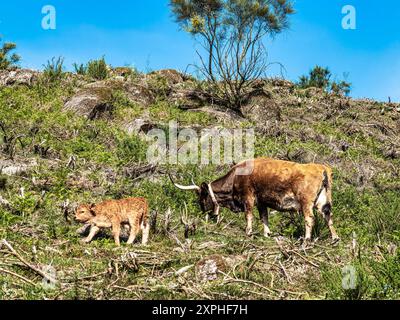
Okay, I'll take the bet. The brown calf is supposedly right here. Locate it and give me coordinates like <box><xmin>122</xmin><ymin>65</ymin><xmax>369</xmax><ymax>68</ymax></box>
<box><xmin>75</xmin><ymin>197</ymin><xmax>150</xmax><ymax>246</ymax></box>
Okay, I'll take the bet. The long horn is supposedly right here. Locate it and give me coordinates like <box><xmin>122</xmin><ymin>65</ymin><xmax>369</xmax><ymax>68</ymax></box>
<box><xmin>208</xmin><ymin>184</ymin><xmax>220</xmax><ymax>216</ymax></box>
<box><xmin>169</xmin><ymin>173</ymin><xmax>200</xmax><ymax>191</ymax></box>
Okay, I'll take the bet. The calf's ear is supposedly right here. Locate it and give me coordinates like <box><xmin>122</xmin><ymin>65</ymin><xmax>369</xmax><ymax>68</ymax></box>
<box><xmin>89</xmin><ymin>203</ymin><xmax>96</xmax><ymax>215</ymax></box>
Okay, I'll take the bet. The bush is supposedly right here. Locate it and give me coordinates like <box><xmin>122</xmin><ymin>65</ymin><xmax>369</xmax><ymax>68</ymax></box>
<box><xmin>73</xmin><ymin>63</ymin><xmax>87</xmax><ymax>75</ymax></box>
<box><xmin>87</xmin><ymin>57</ymin><xmax>109</xmax><ymax>80</ymax></box>
<box><xmin>298</xmin><ymin>65</ymin><xmax>351</xmax><ymax>96</ymax></box>
<box><xmin>43</xmin><ymin>57</ymin><xmax>65</xmax><ymax>83</ymax></box>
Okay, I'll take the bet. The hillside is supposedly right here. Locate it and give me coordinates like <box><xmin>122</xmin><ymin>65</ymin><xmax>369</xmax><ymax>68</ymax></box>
<box><xmin>0</xmin><ymin>67</ymin><xmax>399</xmax><ymax>300</ymax></box>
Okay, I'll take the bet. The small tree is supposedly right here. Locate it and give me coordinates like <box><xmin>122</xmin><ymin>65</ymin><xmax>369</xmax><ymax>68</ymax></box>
<box><xmin>0</xmin><ymin>37</ymin><xmax>20</xmax><ymax>70</ymax></box>
<box><xmin>298</xmin><ymin>65</ymin><xmax>351</xmax><ymax>96</ymax></box>
<box><xmin>170</xmin><ymin>0</ymin><xmax>294</xmax><ymax>115</ymax></box>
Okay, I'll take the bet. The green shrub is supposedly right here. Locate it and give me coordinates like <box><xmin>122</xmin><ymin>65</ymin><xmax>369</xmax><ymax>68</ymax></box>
<box><xmin>87</xmin><ymin>57</ymin><xmax>109</xmax><ymax>80</ymax></box>
<box><xmin>43</xmin><ymin>57</ymin><xmax>65</xmax><ymax>83</ymax></box>
<box><xmin>72</xmin><ymin>63</ymin><xmax>87</xmax><ymax>75</ymax></box>
<box><xmin>298</xmin><ymin>65</ymin><xmax>352</xmax><ymax>96</ymax></box>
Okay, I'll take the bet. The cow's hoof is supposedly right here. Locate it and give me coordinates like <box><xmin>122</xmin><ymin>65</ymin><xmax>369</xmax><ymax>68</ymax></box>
<box><xmin>331</xmin><ymin>237</ymin><xmax>340</xmax><ymax>245</ymax></box>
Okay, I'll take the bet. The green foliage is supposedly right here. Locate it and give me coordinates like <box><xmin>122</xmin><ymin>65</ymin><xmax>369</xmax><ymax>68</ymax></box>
<box><xmin>43</xmin><ymin>57</ymin><xmax>65</xmax><ymax>83</ymax></box>
<box><xmin>298</xmin><ymin>65</ymin><xmax>352</xmax><ymax>96</ymax></box>
<box><xmin>72</xmin><ymin>63</ymin><xmax>87</xmax><ymax>75</ymax></box>
<box><xmin>87</xmin><ymin>57</ymin><xmax>109</xmax><ymax>80</ymax></box>
<box><xmin>0</xmin><ymin>37</ymin><xmax>20</xmax><ymax>70</ymax></box>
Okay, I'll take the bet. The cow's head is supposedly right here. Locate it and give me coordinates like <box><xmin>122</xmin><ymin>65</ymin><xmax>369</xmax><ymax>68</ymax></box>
<box><xmin>169</xmin><ymin>174</ymin><xmax>220</xmax><ymax>216</ymax></box>
<box><xmin>75</xmin><ymin>204</ymin><xmax>95</xmax><ymax>223</ymax></box>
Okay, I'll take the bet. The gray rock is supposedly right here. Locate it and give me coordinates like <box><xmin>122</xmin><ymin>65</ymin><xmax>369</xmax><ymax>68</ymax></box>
<box><xmin>63</xmin><ymin>86</ymin><xmax>114</xmax><ymax>120</ymax></box>
<box><xmin>0</xmin><ymin>69</ymin><xmax>38</xmax><ymax>87</ymax></box>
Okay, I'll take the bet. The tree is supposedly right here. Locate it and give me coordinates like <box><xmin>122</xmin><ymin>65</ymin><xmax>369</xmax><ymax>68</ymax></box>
<box><xmin>170</xmin><ymin>0</ymin><xmax>294</xmax><ymax>115</ymax></box>
<box><xmin>298</xmin><ymin>65</ymin><xmax>352</xmax><ymax>96</ymax></box>
<box><xmin>0</xmin><ymin>37</ymin><xmax>20</xmax><ymax>70</ymax></box>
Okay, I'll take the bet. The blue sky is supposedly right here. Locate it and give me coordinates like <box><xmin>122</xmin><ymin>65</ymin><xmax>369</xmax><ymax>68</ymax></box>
<box><xmin>1</xmin><ymin>0</ymin><xmax>399</xmax><ymax>101</ymax></box>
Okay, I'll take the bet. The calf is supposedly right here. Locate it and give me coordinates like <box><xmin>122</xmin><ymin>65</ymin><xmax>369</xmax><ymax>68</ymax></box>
<box><xmin>75</xmin><ymin>197</ymin><xmax>150</xmax><ymax>246</ymax></box>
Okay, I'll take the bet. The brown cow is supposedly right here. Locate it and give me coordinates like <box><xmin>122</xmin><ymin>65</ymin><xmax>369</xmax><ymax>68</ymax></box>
<box><xmin>170</xmin><ymin>158</ymin><xmax>339</xmax><ymax>242</ymax></box>
<box><xmin>75</xmin><ymin>198</ymin><xmax>150</xmax><ymax>246</ymax></box>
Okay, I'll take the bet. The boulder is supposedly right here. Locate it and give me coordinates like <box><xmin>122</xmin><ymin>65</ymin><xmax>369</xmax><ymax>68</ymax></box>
<box><xmin>0</xmin><ymin>69</ymin><xmax>38</xmax><ymax>87</ymax></box>
<box><xmin>63</xmin><ymin>85</ymin><xmax>114</xmax><ymax>120</ymax></box>
<box><xmin>124</xmin><ymin>118</ymin><xmax>158</xmax><ymax>135</ymax></box>
<box><xmin>123</xmin><ymin>82</ymin><xmax>155</xmax><ymax>107</ymax></box>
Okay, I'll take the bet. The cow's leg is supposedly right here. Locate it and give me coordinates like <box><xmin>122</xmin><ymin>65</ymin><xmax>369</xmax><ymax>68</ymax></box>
<box><xmin>303</xmin><ymin>205</ymin><xmax>315</xmax><ymax>241</ymax></box>
<box><xmin>83</xmin><ymin>225</ymin><xmax>100</xmax><ymax>243</ymax></box>
<box><xmin>244</xmin><ymin>197</ymin><xmax>255</xmax><ymax>236</ymax></box>
<box><xmin>258</xmin><ymin>205</ymin><xmax>271</xmax><ymax>238</ymax></box>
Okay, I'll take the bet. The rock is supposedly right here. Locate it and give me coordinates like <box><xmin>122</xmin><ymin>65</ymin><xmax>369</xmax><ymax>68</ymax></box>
<box><xmin>0</xmin><ymin>69</ymin><xmax>38</xmax><ymax>87</ymax></box>
<box><xmin>169</xmin><ymin>85</ymin><xmax>211</xmax><ymax>110</ymax></box>
<box><xmin>124</xmin><ymin>119</ymin><xmax>158</xmax><ymax>135</ymax></box>
<box><xmin>0</xmin><ymin>159</ymin><xmax>37</xmax><ymax>176</ymax></box>
<box><xmin>63</xmin><ymin>85</ymin><xmax>114</xmax><ymax>120</ymax></box>
<box><xmin>196</xmin><ymin>254</ymin><xmax>227</xmax><ymax>282</ymax></box>
<box><xmin>112</xmin><ymin>67</ymin><xmax>135</xmax><ymax>78</ymax></box>
<box><xmin>189</xmin><ymin>106</ymin><xmax>245</xmax><ymax>123</ymax></box>
<box><xmin>123</xmin><ymin>82</ymin><xmax>155</xmax><ymax>107</ymax></box>
<box><xmin>149</xmin><ymin>69</ymin><xmax>186</xmax><ymax>86</ymax></box>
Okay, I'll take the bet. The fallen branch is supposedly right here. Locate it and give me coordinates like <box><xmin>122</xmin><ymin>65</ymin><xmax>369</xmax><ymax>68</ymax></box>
<box><xmin>1</xmin><ymin>239</ymin><xmax>57</xmax><ymax>284</ymax></box>
<box><xmin>0</xmin><ymin>267</ymin><xmax>36</xmax><ymax>286</ymax></box>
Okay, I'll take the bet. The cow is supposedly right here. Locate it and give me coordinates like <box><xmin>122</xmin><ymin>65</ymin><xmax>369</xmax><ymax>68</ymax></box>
<box><xmin>75</xmin><ymin>198</ymin><xmax>150</xmax><ymax>246</ymax></box>
<box><xmin>170</xmin><ymin>158</ymin><xmax>339</xmax><ymax>242</ymax></box>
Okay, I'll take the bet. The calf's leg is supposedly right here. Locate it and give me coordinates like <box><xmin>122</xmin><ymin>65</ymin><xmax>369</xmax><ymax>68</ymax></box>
<box><xmin>84</xmin><ymin>225</ymin><xmax>100</xmax><ymax>243</ymax></box>
<box><xmin>127</xmin><ymin>222</ymin><xmax>138</xmax><ymax>245</ymax></box>
<box><xmin>111</xmin><ymin>222</ymin><xmax>121</xmax><ymax>246</ymax></box>
<box><xmin>141</xmin><ymin>221</ymin><xmax>150</xmax><ymax>245</ymax></box>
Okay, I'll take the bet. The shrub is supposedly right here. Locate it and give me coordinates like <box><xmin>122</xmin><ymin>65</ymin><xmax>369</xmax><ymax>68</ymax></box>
<box><xmin>43</xmin><ymin>56</ymin><xmax>65</xmax><ymax>83</ymax></box>
<box><xmin>73</xmin><ymin>62</ymin><xmax>87</xmax><ymax>75</ymax></box>
<box><xmin>87</xmin><ymin>57</ymin><xmax>109</xmax><ymax>80</ymax></box>
<box><xmin>298</xmin><ymin>65</ymin><xmax>352</xmax><ymax>96</ymax></box>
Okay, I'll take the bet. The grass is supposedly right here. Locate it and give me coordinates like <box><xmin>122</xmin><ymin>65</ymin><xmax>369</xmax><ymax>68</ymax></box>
<box><xmin>0</xmin><ymin>72</ymin><xmax>399</xmax><ymax>300</ymax></box>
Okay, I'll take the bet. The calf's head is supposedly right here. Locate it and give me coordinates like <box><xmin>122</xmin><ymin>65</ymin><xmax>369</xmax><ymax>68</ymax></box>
<box><xmin>75</xmin><ymin>204</ymin><xmax>95</xmax><ymax>223</ymax></box>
